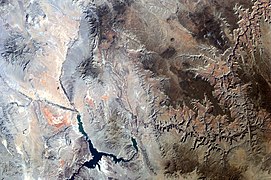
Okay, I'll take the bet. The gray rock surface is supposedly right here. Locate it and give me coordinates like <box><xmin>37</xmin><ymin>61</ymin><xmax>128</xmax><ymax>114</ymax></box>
<box><xmin>0</xmin><ymin>0</ymin><xmax>271</xmax><ymax>179</ymax></box>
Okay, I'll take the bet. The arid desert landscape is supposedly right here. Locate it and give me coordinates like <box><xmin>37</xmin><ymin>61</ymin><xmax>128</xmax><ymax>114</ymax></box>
<box><xmin>0</xmin><ymin>0</ymin><xmax>271</xmax><ymax>179</ymax></box>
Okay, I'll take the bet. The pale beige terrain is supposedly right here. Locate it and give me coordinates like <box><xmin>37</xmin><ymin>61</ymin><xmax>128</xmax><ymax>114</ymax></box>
<box><xmin>0</xmin><ymin>0</ymin><xmax>271</xmax><ymax>180</ymax></box>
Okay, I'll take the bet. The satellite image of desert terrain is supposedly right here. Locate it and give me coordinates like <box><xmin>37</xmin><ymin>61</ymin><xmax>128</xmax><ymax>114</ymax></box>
<box><xmin>0</xmin><ymin>0</ymin><xmax>271</xmax><ymax>179</ymax></box>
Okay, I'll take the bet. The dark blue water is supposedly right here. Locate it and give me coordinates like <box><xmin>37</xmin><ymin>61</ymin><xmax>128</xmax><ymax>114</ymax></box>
<box><xmin>70</xmin><ymin>115</ymin><xmax>138</xmax><ymax>179</ymax></box>
<box><xmin>131</xmin><ymin>137</ymin><xmax>138</xmax><ymax>151</ymax></box>
<box><xmin>77</xmin><ymin>114</ymin><xmax>89</xmax><ymax>139</ymax></box>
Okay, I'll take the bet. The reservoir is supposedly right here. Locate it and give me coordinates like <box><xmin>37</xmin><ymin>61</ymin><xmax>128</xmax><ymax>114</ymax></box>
<box><xmin>75</xmin><ymin>115</ymin><xmax>138</xmax><ymax>171</ymax></box>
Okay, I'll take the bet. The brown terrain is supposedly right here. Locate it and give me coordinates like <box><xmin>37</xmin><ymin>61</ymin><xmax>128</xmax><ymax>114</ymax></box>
<box><xmin>0</xmin><ymin>0</ymin><xmax>271</xmax><ymax>179</ymax></box>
